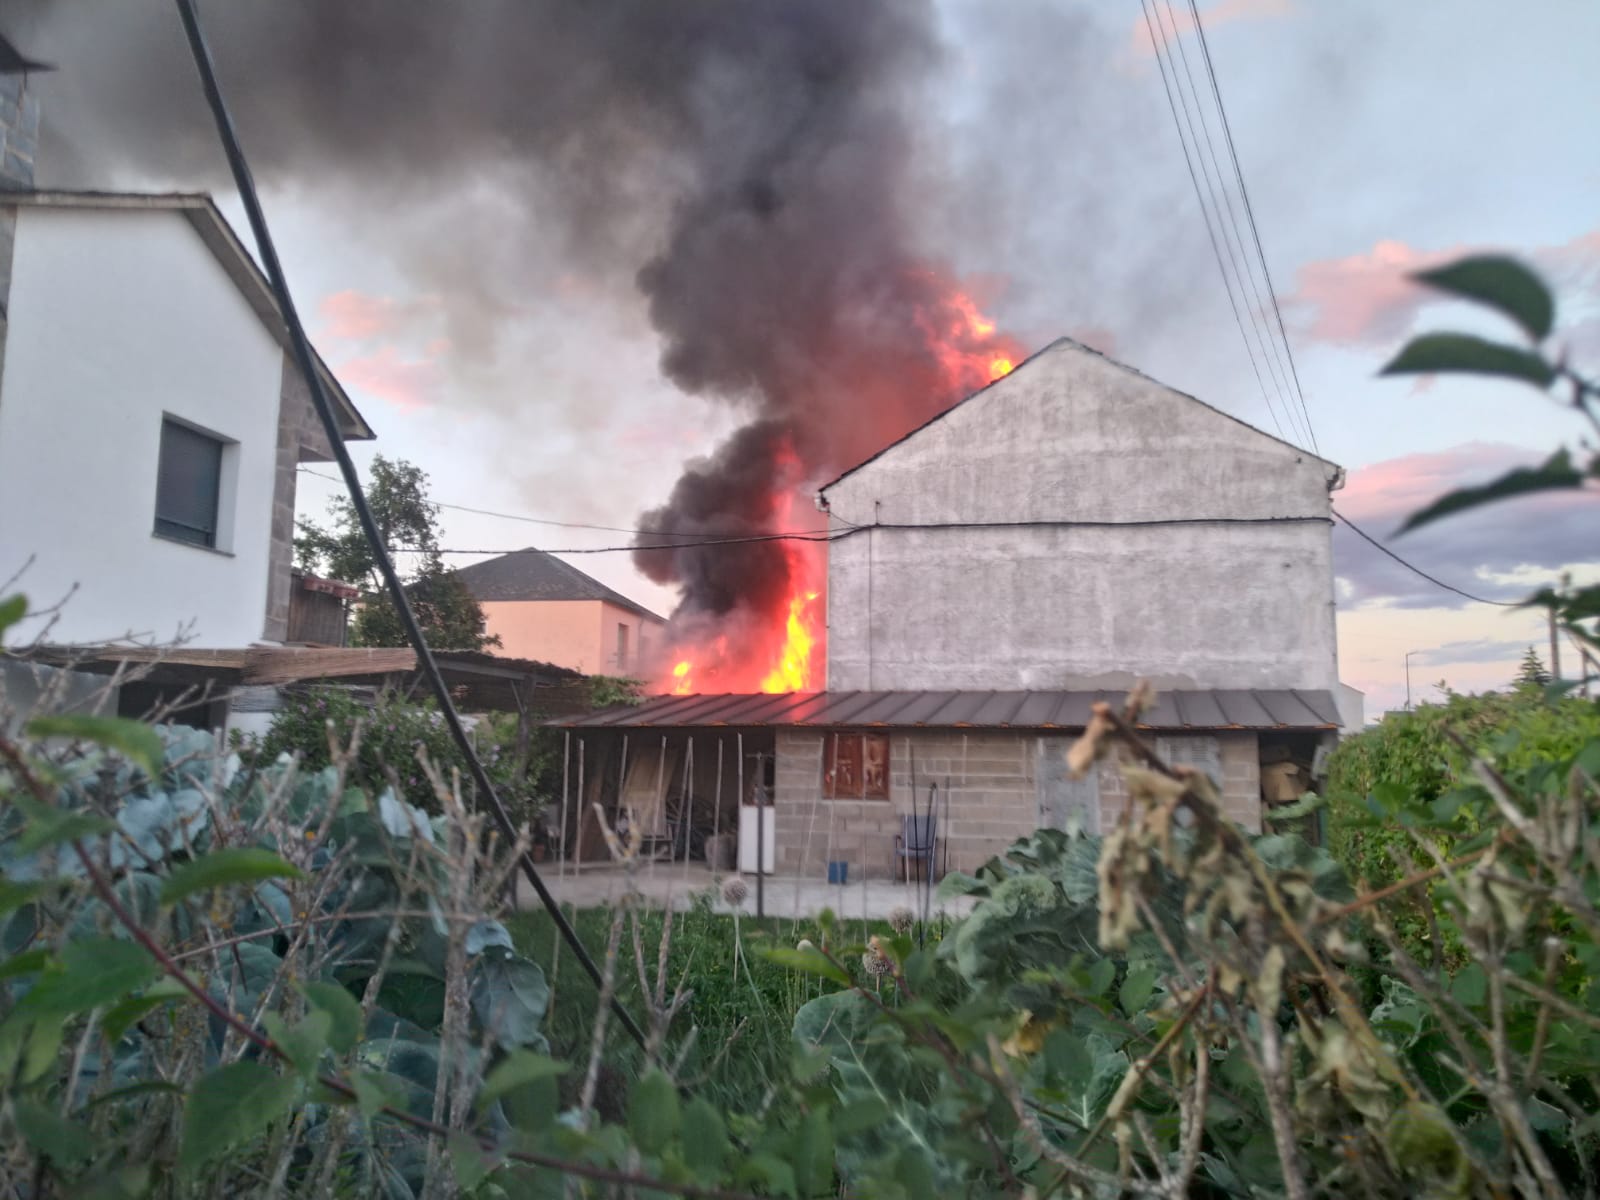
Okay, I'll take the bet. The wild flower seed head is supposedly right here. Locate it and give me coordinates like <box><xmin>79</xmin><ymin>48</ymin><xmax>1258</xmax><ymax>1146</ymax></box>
<box><xmin>862</xmin><ymin>937</ymin><xmax>892</xmax><ymax>978</ymax></box>
<box><xmin>797</xmin><ymin>938</ymin><xmax>816</xmax><ymax>953</ymax></box>
<box><xmin>888</xmin><ymin>906</ymin><xmax>915</xmax><ymax>935</ymax></box>
<box><xmin>721</xmin><ymin>875</ymin><xmax>749</xmax><ymax>907</ymax></box>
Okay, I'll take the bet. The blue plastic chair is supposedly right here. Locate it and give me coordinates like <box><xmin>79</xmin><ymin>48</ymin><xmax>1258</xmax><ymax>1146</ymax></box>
<box><xmin>894</xmin><ymin>814</ymin><xmax>938</xmax><ymax>883</ymax></box>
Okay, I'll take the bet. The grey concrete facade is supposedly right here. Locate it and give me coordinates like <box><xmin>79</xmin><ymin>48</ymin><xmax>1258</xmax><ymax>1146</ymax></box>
<box><xmin>819</xmin><ymin>339</ymin><xmax>1343</xmax><ymax>695</ymax></box>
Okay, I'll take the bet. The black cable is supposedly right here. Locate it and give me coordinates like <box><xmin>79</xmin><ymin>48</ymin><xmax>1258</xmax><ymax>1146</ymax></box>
<box><xmin>1139</xmin><ymin>0</ymin><xmax>1288</xmax><ymax>442</ymax></box>
<box><xmin>298</xmin><ymin>466</ymin><xmax>833</xmax><ymax>540</ymax></box>
<box><xmin>1187</xmin><ymin>0</ymin><xmax>1321</xmax><ymax>456</ymax></box>
<box><xmin>1332</xmin><ymin>510</ymin><xmax>1521</xmax><ymax>608</ymax></box>
<box><xmin>171</xmin><ymin>0</ymin><xmax>649</xmax><ymax>1051</ymax></box>
<box><xmin>1158</xmin><ymin>0</ymin><xmax>1307</xmax><ymax>450</ymax></box>
<box><xmin>381</xmin><ymin>514</ymin><xmax>1333</xmax><ymax>559</ymax></box>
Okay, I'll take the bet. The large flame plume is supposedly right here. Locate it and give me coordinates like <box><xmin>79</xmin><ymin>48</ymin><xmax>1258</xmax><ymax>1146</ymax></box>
<box><xmin>645</xmin><ymin>283</ymin><xmax>1021</xmax><ymax>694</ymax></box>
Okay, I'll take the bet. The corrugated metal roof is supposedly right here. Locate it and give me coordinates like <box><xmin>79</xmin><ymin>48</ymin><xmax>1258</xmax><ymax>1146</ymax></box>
<box><xmin>552</xmin><ymin>688</ymin><xmax>1342</xmax><ymax>731</ymax></box>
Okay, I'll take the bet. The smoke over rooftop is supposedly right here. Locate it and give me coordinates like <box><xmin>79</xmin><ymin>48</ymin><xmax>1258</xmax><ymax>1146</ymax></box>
<box><xmin>3</xmin><ymin>0</ymin><xmax>1047</xmax><ymax>685</ymax></box>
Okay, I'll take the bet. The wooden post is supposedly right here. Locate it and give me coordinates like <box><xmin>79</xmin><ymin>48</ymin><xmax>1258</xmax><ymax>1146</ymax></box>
<box><xmin>559</xmin><ymin>731</ymin><xmax>571</xmax><ymax>879</ymax></box>
<box><xmin>575</xmin><ymin>738</ymin><xmax>585</xmax><ymax>873</ymax></box>
<box><xmin>711</xmin><ymin>738</ymin><xmax>725</xmax><ymax>875</ymax></box>
<box><xmin>680</xmin><ymin>734</ymin><xmax>695</xmax><ymax>882</ymax></box>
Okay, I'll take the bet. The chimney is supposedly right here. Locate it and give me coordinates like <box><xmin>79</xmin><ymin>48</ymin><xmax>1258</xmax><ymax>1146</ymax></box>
<box><xmin>0</xmin><ymin>35</ymin><xmax>51</xmax><ymax>190</ymax></box>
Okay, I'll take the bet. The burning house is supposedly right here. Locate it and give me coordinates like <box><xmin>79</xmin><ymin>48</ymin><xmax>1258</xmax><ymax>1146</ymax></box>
<box><xmin>554</xmin><ymin>338</ymin><xmax>1356</xmax><ymax>879</ymax></box>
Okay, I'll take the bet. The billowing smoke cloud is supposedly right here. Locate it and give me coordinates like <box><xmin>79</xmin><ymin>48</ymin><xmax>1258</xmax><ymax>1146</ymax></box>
<box><xmin>8</xmin><ymin>0</ymin><xmax>1025</xmax><ymax>679</ymax></box>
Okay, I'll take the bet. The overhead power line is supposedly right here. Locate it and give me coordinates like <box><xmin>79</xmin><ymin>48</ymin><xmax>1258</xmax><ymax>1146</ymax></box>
<box><xmin>296</xmin><ymin>465</ymin><xmax>829</xmax><ymax>541</ymax></box>
<box><xmin>1140</xmin><ymin>0</ymin><xmax>1287</xmax><ymax>443</ymax></box>
<box><xmin>1187</xmin><ymin>0</ymin><xmax>1319</xmax><ymax>454</ymax></box>
<box><xmin>1141</xmin><ymin>0</ymin><xmax>1320</xmax><ymax>454</ymax></box>
<box><xmin>1332</xmin><ymin>510</ymin><xmax>1522</xmax><ymax>608</ymax></box>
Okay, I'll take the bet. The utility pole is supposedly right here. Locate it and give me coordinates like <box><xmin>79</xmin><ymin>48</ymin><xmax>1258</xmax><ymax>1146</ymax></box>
<box><xmin>1549</xmin><ymin>607</ymin><xmax>1563</xmax><ymax>685</ymax></box>
<box><xmin>1404</xmin><ymin>649</ymin><xmax>1422</xmax><ymax>711</ymax></box>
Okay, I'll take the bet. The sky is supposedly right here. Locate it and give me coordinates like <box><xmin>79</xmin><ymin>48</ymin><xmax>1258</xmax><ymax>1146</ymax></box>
<box><xmin>11</xmin><ymin>0</ymin><xmax>1600</xmax><ymax>716</ymax></box>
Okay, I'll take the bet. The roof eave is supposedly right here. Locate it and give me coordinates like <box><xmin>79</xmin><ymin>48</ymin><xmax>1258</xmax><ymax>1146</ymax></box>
<box><xmin>5</xmin><ymin>190</ymin><xmax>375</xmax><ymax>443</ymax></box>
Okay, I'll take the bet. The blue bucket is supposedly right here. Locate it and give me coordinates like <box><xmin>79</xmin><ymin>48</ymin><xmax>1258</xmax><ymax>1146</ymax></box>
<box><xmin>827</xmin><ymin>861</ymin><xmax>849</xmax><ymax>885</ymax></box>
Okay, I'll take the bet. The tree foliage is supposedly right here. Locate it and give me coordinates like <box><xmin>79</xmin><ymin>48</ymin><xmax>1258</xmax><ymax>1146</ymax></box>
<box><xmin>296</xmin><ymin>455</ymin><xmax>499</xmax><ymax>652</ymax></box>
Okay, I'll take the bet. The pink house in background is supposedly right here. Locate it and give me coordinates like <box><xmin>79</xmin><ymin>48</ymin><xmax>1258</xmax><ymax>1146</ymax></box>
<box><xmin>454</xmin><ymin>548</ymin><xmax>666</xmax><ymax>677</ymax></box>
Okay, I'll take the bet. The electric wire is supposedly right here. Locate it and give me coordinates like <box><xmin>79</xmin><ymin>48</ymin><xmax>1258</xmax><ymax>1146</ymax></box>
<box><xmin>1186</xmin><ymin>0</ymin><xmax>1321</xmax><ymax>454</ymax></box>
<box><xmin>1139</xmin><ymin>0</ymin><xmax>1289</xmax><ymax>442</ymax></box>
<box><xmin>1156</xmin><ymin>0</ymin><xmax>1308</xmax><ymax>449</ymax></box>
<box><xmin>172</xmin><ymin>0</ymin><xmax>650</xmax><ymax>1052</ymax></box>
<box><xmin>1331</xmin><ymin>510</ymin><xmax>1522</xmax><ymax>608</ymax></box>
<box><xmin>296</xmin><ymin>465</ymin><xmax>830</xmax><ymax>540</ymax></box>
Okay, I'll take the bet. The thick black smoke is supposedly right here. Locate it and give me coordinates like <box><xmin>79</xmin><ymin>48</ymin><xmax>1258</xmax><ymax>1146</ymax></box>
<box><xmin>6</xmin><ymin>0</ymin><xmax>1019</xmax><ymax>670</ymax></box>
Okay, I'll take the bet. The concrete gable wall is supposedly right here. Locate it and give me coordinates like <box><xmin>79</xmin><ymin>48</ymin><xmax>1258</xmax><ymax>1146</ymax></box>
<box><xmin>821</xmin><ymin>341</ymin><xmax>1340</xmax><ymax>693</ymax></box>
<box><xmin>823</xmin><ymin>340</ymin><xmax>1334</xmax><ymax>526</ymax></box>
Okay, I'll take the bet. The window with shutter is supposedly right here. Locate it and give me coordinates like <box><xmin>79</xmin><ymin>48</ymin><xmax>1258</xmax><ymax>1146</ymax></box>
<box><xmin>154</xmin><ymin>419</ymin><xmax>225</xmax><ymax>548</ymax></box>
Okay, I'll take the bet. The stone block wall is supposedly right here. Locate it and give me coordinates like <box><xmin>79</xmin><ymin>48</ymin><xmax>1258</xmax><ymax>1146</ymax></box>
<box><xmin>0</xmin><ymin>74</ymin><xmax>40</xmax><ymax>189</ymax></box>
<box><xmin>773</xmin><ymin>727</ymin><xmax>1264</xmax><ymax>879</ymax></box>
<box><xmin>772</xmin><ymin>728</ymin><xmax>1040</xmax><ymax>879</ymax></box>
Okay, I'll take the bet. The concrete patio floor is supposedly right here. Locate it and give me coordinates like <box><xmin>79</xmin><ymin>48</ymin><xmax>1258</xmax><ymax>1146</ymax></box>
<box><xmin>510</xmin><ymin>861</ymin><xmax>978</xmax><ymax>922</ymax></box>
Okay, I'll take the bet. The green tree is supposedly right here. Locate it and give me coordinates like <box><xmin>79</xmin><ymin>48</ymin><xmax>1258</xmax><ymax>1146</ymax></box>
<box><xmin>296</xmin><ymin>455</ymin><xmax>499</xmax><ymax>651</ymax></box>
<box><xmin>1514</xmin><ymin>645</ymin><xmax>1551</xmax><ymax>690</ymax></box>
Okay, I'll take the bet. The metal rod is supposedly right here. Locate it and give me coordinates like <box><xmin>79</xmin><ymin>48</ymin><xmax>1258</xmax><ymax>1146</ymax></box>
<box><xmin>170</xmin><ymin>0</ymin><xmax>645</xmax><ymax>1050</ymax></box>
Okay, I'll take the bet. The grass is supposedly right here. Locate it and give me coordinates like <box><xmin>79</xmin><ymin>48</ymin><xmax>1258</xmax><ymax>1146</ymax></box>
<box><xmin>506</xmin><ymin>898</ymin><xmax>936</xmax><ymax>1116</ymax></box>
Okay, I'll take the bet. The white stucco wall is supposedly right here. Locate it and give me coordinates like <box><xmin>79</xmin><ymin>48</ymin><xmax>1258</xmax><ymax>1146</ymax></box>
<box><xmin>821</xmin><ymin>340</ymin><xmax>1342</xmax><ymax>693</ymax></box>
<box><xmin>0</xmin><ymin>206</ymin><xmax>285</xmax><ymax>646</ymax></box>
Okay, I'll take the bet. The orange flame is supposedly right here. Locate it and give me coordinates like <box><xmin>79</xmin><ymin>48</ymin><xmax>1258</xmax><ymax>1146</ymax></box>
<box><xmin>652</xmin><ymin>278</ymin><xmax>1019</xmax><ymax>697</ymax></box>
<box><xmin>758</xmin><ymin>590</ymin><xmax>820</xmax><ymax>692</ymax></box>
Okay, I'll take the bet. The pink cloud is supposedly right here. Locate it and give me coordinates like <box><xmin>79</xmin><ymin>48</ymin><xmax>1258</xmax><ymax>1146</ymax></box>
<box><xmin>1339</xmin><ymin>442</ymin><xmax>1558</xmax><ymax>525</ymax></box>
<box><xmin>1287</xmin><ymin>229</ymin><xmax>1600</xmax><ymax>348</ymax></box>
<box><xmin>336</xmin><ymin>346</ymin><xmax>441</xmax><ymax>412</ymax></box>
<box><xmin>318</xmin><ymin>290</ymin><xmax>401</xmax><ymax>341</ymax></box>
<box><xmin>1130</xmin><ymin>0</ymin><xmax>1292</xmax><ymax>56</ymax></box>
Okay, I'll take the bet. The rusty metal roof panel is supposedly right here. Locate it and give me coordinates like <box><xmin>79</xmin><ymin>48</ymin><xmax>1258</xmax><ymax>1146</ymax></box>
<box><xmin>551</xmin><ymin>689</ymin><xmax>1340</xmax><ymax>731</ymax></box>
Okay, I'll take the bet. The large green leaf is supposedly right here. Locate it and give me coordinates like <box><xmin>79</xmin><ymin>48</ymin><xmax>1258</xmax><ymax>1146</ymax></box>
<box><xmin>17</xmin><ymin>937</ymin><xmax>158</xmax><ymax>1017</ymax></box>
<box><xmin>0</xmin><ymin>593</ymin><xmax>27</xmax><ymax>639</ymax></box>
<box><xmin>262</xmin><ymin>1009</ymin><xmax>332</xmax><ymax>1079</ymax></box>
<box><xmin>304</xmin><ymin>980</ymin><xmax>364</xmax><ymax>1054</ymax></box>
<box><xmin>683</xmin><ymin>1097</ymin><xmax>730</xmax><ymax>1179</ymax></box>
<box><xmin>794</xmin><ymin>990</ymin><xmax>968</xmax><ymax>1189</ymax></box>
<box><xmin>1413</xmin><ymin>256</ymin><xmax>1553</xmax><ymax>341</ymax></box>
<box><xmin>477</xmin><ymin>1048</ymin><xmax>567</xmax><ymax>1109</ymax></box>
<box><xmin>160</xmin><ymin>847</ymin><xmax>303</xmax><ymax>906</ymax></box>
<box><xmin>1396</xmin><ymin>448</ymin><xmax>1583</xmax><ymax>534</ymax></box>
<box><xmin>179</xmin><ymin>1061</ymin><xmax>301</xmax><ymax>1176</ymax></box>
<box><xmin>470</xmin><ymin>954</ymin><xmax>549</xmax><ymax>1051</ymax></box>
<box><xmin>1380</xmin><ymin>333</ymin><xmax>1555</xmax><ymax>388</ymax></box>
<box><xmin>13</xmin><ymin>1097</ymin><xmax>93</xmax><ymax>1166</ymax></box>
<box><xmin>25</xmin><ymin>715</ymin><xmax>164</xmax><ymax>778</ymax></box>
<box><xmin>628</xmin><ymin>1067</ymin><xmax>680</xmax><ymax>1155</ymax></box>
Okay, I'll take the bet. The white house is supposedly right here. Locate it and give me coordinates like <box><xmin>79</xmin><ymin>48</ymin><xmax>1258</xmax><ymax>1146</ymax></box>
<box><xmin>0</xmin><ymin>53</ymin><xmax>372</xmax><ymax>721</ymax></box>
<box><xmin>0</xmin><ymin>81</ymin><xmax>371</xmax><ymax>656</ymax></box>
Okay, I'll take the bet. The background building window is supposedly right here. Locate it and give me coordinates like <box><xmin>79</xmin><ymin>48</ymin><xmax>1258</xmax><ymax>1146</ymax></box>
<box><xmin>823</xmin><ymin>732</ymin><xmax>890</xmax><ymax>800</ymax></box>
<box><xmin>154</xmin><ymin>418</ymin><xmax>224</xmax><ymax>548</ymax></box>
<box><xmin>616</xmin><ymin>623</ymin><xmax>629</xmax><ymax>670</ymax></box>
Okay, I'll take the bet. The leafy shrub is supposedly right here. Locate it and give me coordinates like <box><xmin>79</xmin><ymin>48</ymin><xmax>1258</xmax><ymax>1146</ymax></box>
<box><xmin>238</xmin><ymin>686</ymin><xmax>543</xmax><ymax>823</ymax></box>
<box><xmin>1327</xmin><ymin>688</ymin><xmax>1600</xmax><ymax>966</ymax></box>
